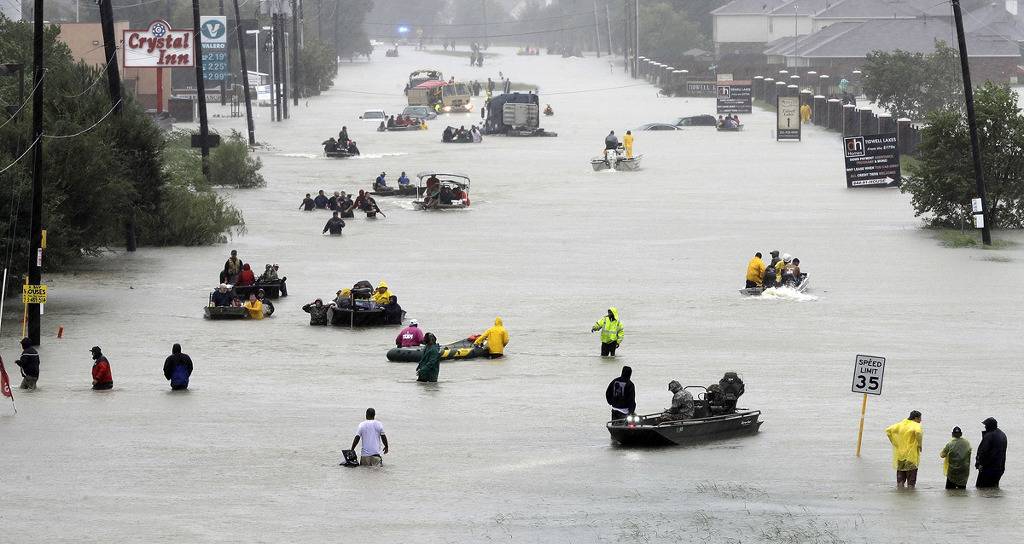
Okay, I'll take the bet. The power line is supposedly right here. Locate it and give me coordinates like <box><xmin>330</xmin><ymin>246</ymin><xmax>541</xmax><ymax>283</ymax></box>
<box><xmin>365</xmin><ymin>9</ymin><xmax>616</xmax><ymax>28</ymax></box>
<box><xmin>371</xmin><ymin>19</ymin><xmax>623</xmax><ymax>40</ymax></box>
<box><xmin>0</xmin><ymin>137</ymin><xmax>40</xmax><ymax>176</ymax></box>
<box><xmin>0</xmin><ymin>72</ymin><xmax>45</xmax><ymax>132</ymax></box>
<box><xmin>42</xmin><ymin>99</ymin><xmax>123</xmax><ymax>139</ymax></box>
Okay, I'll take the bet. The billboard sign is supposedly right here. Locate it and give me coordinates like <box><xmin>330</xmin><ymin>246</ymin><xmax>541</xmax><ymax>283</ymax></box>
<box><xmin>200</xmin><ymin>16</ymin><xmax>229</xmax><ymax>81</ymax></box>
<box><xmin>843</xmin><ymin>133</ymin><xmax>901</xmax><ymax>188</ymax></box>
<box><xmin>123</xmin><ymin>20</ymin><xmax>194</xmax><ymax>68</ymax></box>
<box><xmin>777</xmin><ymin>96</ymin><xmax>801</xmax><ymax>141</ymax></box>
<box><xmin>716</xmin><ymin>81</ymin><xmax>752</xmax><ymax>114</ymax></box>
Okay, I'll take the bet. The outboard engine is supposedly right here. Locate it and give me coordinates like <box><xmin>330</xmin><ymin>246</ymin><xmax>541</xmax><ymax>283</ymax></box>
<box><xmin>351</xmin><ymin>280</ymin><xmax>373</xmax><ymax>299</ymax></box>
<box><xmin>719</xmin><ymin>372</ymin><xmax>745</xmax><ymax>412</ymax></box>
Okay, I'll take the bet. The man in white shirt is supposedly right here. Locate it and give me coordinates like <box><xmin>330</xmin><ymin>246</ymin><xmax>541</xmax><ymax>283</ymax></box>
<box><xmin>351</xmin><ymin>408</ymin><xmax>389</xmax><ymax>466</ymax></box>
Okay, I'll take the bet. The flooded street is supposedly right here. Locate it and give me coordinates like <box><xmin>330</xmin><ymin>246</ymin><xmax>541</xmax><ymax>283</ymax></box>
<box><xmin>3</xmin><ymin>47</ymin><xmax>1023</xmax><ymax>542</ymax></box>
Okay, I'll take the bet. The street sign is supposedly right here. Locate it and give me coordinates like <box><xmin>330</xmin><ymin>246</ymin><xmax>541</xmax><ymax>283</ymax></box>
<box><xmin>843</xmin><ymin>133</ymin><xmax>900</xmax><ymax>188</ymax></box>
<box><xmin>716</xmin><ymin>81</ymin><xmax>752</xmax><ymax>114</ymax></box>
<box><xmin>191</xmin><ymin>133</ymin><xmax>221</xmax><ymax>148</ymax></box>
<box><xmin>851</xmin><ymin>354</ymin><xmax>885</xmax><ymax>395</ymax></box>
<box><xmin>22</xmin><ymin>284</ymin><xmax>46</xmax><ymax>304</ymax></box>
<box><xmin>777</xmin><ymin>96</ymin><xmax>801</xmax><ymax>141</ymax></box>
<box><xmin>200</xmin><ymin>16</ymin><xmax>229</xmax><ymax>82</ymax></box>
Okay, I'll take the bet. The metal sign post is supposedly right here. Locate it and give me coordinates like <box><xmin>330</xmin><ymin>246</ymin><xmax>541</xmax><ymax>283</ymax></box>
<box><xmin>852</xmin><ymin>354</ymin><xmax>885</xmax><ymax>457</ymax></box>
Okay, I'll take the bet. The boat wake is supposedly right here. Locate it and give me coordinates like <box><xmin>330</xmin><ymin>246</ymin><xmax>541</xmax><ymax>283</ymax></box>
<box><xmin>278</xmin><ymin>152</ymin><xmax>320</xmax><ymax>159</ymax></box>
<box><xmin>354</xmin><ymin>152</ymin><xmax>409</xmax><ymax>159</ymax></box>
<box><xmin>750</xmin><ymin>286</ymin><xmax>818</xmax><ymax>302</ymax></box>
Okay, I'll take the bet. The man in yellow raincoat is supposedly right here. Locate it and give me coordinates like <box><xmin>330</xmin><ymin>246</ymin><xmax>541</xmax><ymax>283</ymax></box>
<box><xmin>745</xmin><ymin>252</ymin><xmax>766</xmax><ymax>288</ymax></box>
<box><xmin>623</xmin><ymin>130</ymin><xmax>634</xmax><ymax>158</ymax></box>
<box><xmin>371</xmin><ymin>281</ymin><xmax>393</xmax><ymax>305</ymax></box>
<box><xmin>886</xmin><ymin>410</ymin><xmax>923</xmax><ymax>488</ymax></box>
<box><xmin>474</xmin><ymin>317</ymin><xmax>510</xmax><ymax>358</ymax></box>
<box><xmin>592</xmin><ymin>308</ymin><xmax>624</xmax><ymax>356</ymax></box>
<box><xmin>800</xmin><ymin>103</ymin><xmax>811</xmax><ymax>123</ymax></box>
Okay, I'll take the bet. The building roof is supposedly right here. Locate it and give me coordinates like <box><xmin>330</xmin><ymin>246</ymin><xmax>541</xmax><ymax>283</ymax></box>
<box><xmin>769</xmin><ymin>18</ymin><xmax>1020</xmax><ymax>58</ymax></box>
<box><xmin>963</xmin><ymin>2</ymin><xmax>1024</xmax><ymax>41</ymax></box>
<box><xmin>712</xmin><ymin>0</ymin><xmax>790</xmax><ymax>16</ymax></box>
<box><xmin>903</xmin><ymin>0</ymin><xmax>955</xmax><ymax>17</ymax></box>
<box><xmin>813</xmin><ymin>0</ymin><xmax>920</xmax><ymax>19</ymax></box>
<box><xmin>769</xmin><ymin>0</ymin><xmax>831</xmax><ymax>17</ymax></box>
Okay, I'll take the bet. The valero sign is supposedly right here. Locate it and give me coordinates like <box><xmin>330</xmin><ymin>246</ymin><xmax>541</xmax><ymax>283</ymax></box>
<box><xmin>123</xmin><ymin>20</ymin><xmax>195</xmax><ymax>68</ymax></box>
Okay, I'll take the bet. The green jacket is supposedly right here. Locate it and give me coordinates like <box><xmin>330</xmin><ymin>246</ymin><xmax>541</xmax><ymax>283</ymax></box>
<box><xmin>593</xmin><ymin>307</ymin><xmax>624</xmax><ymax>344</ymax></box>
<box><xmin>416</xmin><ymin>343</ymin><xmax>441</xmax><ymax>382</ymax></box>
<box><xmin>940</xmin><ymin>437</ymin><xmax>972</xmax><ymax>486</ymax></box>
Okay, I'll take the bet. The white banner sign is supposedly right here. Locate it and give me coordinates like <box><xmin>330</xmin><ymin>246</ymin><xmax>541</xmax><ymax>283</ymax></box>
<box><xmin>123</xmin><ymin>20</ymin><xmax>195</xmax><ymax>68</ymax></box>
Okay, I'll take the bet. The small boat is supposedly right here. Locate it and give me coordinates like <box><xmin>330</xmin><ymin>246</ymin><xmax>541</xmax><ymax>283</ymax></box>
<box><xmin>379</xmin><ymin>124</ymin><xmax>425</xmax><ymax>132</ymax></box>
<box><xmin>233</xmin><ymin>279</ymin><xmax>287</xmax><ymax>299</ymax></box>
<box><xmin>325</xmin><ymin>149</ymin><xmax>359</xmax><ymax>159</ymax></box>
<box><xmin>413</xmin><ymin>172</ymin><xmax>471</xmax><ymax>210</ymax></box>
<box><xmin>203</xmin><ymin>306</ymin><xmax>249</xmax><ymax>320</ymax></box>
<box><xmin>386</xmin><ymin>336</ymin><xmax>488</xmax><ymax>362</ymax></box>
<box><xmin>716</xmin><ymin>124</ymin><xmax>744</xmax><ymax>132</ymax></box>
<box><xmin>739</xmin><ymin>273</ymin><xmax>809</xmax><ymax>296</ymax></box>
<box><xmin>607</xmin><ymin>409</ymin><xmax>763</xmax><ymax>446</ymax></box>
<box><xmin>591</xmin><ymin>152</ymin><xmax>642</xmax><ymax>172</ymax></box>
<box><xmin>370</xmin><ymin>185</ymin><xmax>418</xmax><ymax>197</ymax></box>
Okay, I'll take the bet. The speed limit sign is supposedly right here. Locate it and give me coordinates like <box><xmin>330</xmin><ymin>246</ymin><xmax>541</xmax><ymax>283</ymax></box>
<box><xmin>852</xmin><ymin>354</ymin><xmax>885</xmax><ymax>395</ymax></box>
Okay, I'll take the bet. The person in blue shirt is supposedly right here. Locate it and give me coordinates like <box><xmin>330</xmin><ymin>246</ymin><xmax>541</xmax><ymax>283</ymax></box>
<box><xmin>398</xmin><ymin>172</ymin><xmax>410</xmax><ymax>186</ymax></box>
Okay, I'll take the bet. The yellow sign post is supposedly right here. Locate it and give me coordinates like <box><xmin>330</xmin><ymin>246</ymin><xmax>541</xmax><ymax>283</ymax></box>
<box><xmin>855</xmin><ymin>393</ymin><xmax>868</xmax><ymax>456</ymax></box>
<box><xmin>22</xmin><ymin>284</ymin><xmax>47</xmax><ymax>305</ymax></box>
<box><xmin>852</xmin><ymin>354</ymin><xmax>886</xmax><ymax>457</ymax></box>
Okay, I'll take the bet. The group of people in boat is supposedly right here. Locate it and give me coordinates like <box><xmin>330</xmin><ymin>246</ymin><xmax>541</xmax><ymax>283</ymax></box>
<box><xmin>421</xmin><ymin>174</ymin><xmax>469</xmax><ymax>208</ymax></box>
<box><xmin>380</xmin><ymin>115</ymin><xmax>426</xmax><ymax>131</ymax></box>
<box><xmin>717</xmin><ymin>115</ymin><xmax>742</xmax><ymax>129</ymax></box>
<box><xmin>607</xmin><ymin>367</ymin><xmax>746</xmax><ymax>423</ymax></box>
<box><xmin>603</xmin><ymin>130</ymin><xmax>635</xmax><ymax>159</ymax></box>
<box><xmin>745</xmin><ymin>250</ymin><xmax>803</xmax><ymax>289</ymax></box>
<box><xmin>372</xmin><ymin>171</ymin><xmax>412</xmax><ymax>192</ymax></box>
<box><xmin>218</xmin><ymin>250</ymin><xmax>288</xmax><ymax>293</ymax></box>
<box><xmin>302</xmin><ymin>281</ymin><xmax>403</xmax><ymax>326</ymax></box>
<box><xmin>442</xmin><ymin>125</ymin><xmax>482</xmax><ymax>143</ymax></box>
<box><xmin>323</xmin><ymin>126</ymin><xmax>360</xmax><ymax>155</ymax></box>
<box><xmin>209</xmin><ymin>283</ymin><xmax>273</xmax><ymax>319</ymax></box>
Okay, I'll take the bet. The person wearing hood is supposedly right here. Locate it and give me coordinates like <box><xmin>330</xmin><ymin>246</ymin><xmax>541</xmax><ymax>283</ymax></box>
<box><xmin>383</xmin><ymin>295</ymin><xmax>403</xmax><ymax>325</ymax></box>
<box><xmin>371</xmin><ymin>281</ymin><xmax>393</xmax><ymax>305</ymax></box>
<box><xmin>339</xmin><ymin>126</ymin><xmax>349</xmax><ymax>144</ymax></box>
<box><xmin>416</xmin><ymin>333</ymin><xmax>441</xmax><ymax>382</ymax></box>
<box><xmin>236</xmin><ymin>263</ymin><xmax>256</xmax><ymax>286</ymax></box>
<box><xmin>623</xmin><ymin>130</ymin><xmax>634</xmax><ymax>158</ymax></box>
<box><xmin>323</xmin><ymin>212</ymin><xmax>346</xmax><ymax>235</ymax></box>
<box><xmin>885</xmin><ymin>410</ymin><xmax>923</xmax><ymax>488</ymax></box>
<box><xmin>396</xmin><ymin>319</ymin><xmax>425</xmax><ymax>347</ymax></box>
<box><xmin>163</xmin><ymin>343</ymin><xmax>194</xmax><ymax>391</ymax></box>
<box><xmin>302</xmin><ymin>298</ymin><xmax>332</xmax><ymax>325</ymax></box>
<box><xmin>474</xmin><ymin>317</ymin><xmax>509</xmax><ymax>358</ymax></box>
<box><xmin>605</xmin><ymin>366</ymin><xmax>636</xmax><ymax>421</ymax></box>
<box><xmin>212</xmin><ymin>284</ymin><xmax>232</xmax><ymax>306</ymax></box>
<box><xmin>664</xmin><ymin>380</ymin><xmax>694</xmax><ymax>420</ymax></box>
<box><xmin>592</xmin><ymin>308</ymin><xmax>624</xmax><ymax>356</ymax></box>
<box><xmin>243</xmin><ymin>293</ymin><xmax>264</xmax><ymax>320</ymax></box>
<box><xmin>300</xmin><ymin>193</ymin><xmax>315</xmax><ymax>211</ymax></box>
<box><xmin>940</xmin><ymin>426</ymin><xmax>972</xmax><ymax>489</ymax></box>
<box><xmin>90</xmin><ymin>346</ymin><xmax>113</xmax><ymax>390</ymax></box>
<box><xmin>763</xmin><ymin>250</ymin><xmax>780</xmax><ymax>288</ymax></box>
<box><xmin>745</xmin><ymin>252</ymin><xmax>766</xmax><ymax>288</ymax></box>
<box><xmin>14</xmin><ymin>337</ymin><xmax>40</xmax><ymax>390</ymax></box>
<box><xmin>975</xmin><ymin>417</ymin><xmax>1007</xmax><ymax>488</ymax></box>
<box><xmin>313</xmin><ymin>190</ymin><xmax>329</xmax><ymax>209</ymax></box>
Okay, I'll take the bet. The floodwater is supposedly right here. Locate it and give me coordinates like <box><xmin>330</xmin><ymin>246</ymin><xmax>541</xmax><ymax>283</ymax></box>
<box><xmin>3</xmin><ymin>47</ymin><xmax>1023</xmax><ymax>543</ymax></box>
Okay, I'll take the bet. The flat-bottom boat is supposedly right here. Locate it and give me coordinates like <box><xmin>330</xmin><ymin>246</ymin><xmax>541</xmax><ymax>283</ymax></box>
<box><xmin>607</xmin><ymin>409</ymin><xmax>762</xmax><ymax>446</ymax></box>
<box><xmin>740</xmin><ymin>273</ymin><xmax>809</xmax><ymax>296</ymax></box>
<box><xmin>592</xmin><ymin>153</ymin><xmax>642</xmax><ymax>172</ymax></box>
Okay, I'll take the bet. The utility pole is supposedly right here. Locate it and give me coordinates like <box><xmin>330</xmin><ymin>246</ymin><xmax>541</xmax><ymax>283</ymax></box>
<box><xmin>952</xmin><ymin>0</ymin><xmax>992</xmax><ymax>245</ymax></box>
<box><xmin>605</xmin><ymin>1</ymin><xmax>613</xmax><ymax>56</ymax></box>
<box><xmin>27</xmin><ymin>0</ymin><xmax>44</xmax><ymax>346</ymax></box>
<box><xmin>279</xmin><ymin>14</ymin><xmax>289</xmax><ymax>119</ymax></box>
<box><xmin>192</xmin><ymin>0</ymin><xmax>211</xmax><ymax>181</ymax></box>
<box><xmin>482</xmin><ymin>0</ymin><xmax>488</xmax><ymax>49</ymax></box>
<box><xmin>634</xmin><ymin>0</ymin><xmax>639</xmax><ymax>77</ymax></box>
<box><xmin>99</xmin><ymin>0</ymin><xmax>133</xmax><ymax>251</ymax></box>
<box><xmin>624</xmin><ymin>0</ymin><xmax>631</xmax><ymax>75</ymax></box>
<box><xmin>233</xmin><ymin>0</ymin><xmax>256</xmax><ymax>145</ymax></box>
<box><xmin>292</xmin><ymin>0</ymin><xmax>299</xmax><ymax>105</ymax></box>
<box><xmin>219</xmin><ymin>0</ymin><xmax>227</xmax><ymax>106</ymax></box>
<box><xmin>317</xmin><ymin>0</ymin><xmax>322</xmax><ymax>40</ymax></box>
<box><xmin>272</xmin><ymin>13</ymin><xmax>283</xmax><ymax>121</ymax></box>
<box><xmin>593</xmin><ymin>0</ymin><xmax>601</xmax><ymax>58</ymax></box>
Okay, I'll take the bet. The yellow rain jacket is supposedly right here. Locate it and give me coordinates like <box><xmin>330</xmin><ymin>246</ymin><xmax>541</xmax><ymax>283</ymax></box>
<box><xmin>800</xmin><ymin>103</ymin><xmax>811</xmax><ymax>123</ymax></box>
<box><xmin>774</xmin><ymin>259</ymin><xmax>785</xmax><ymax>284</ymax></box>
<box><xmin>371</xmin><ymin>281</ymin><xmax>393</xmax><ymax>304</ymax></box>
<box><xmin>885</xmin><ymin>418</ymin><xmax>923</xmax><ymax>470</ymax></box>
<box><xmin>474</xmin><ymin>317</ymin><xmax>510</xmax><ymax>355</ymax></box>
<box><xmin>623</xmin><ymin>133</ymin><xmax>634</xmax><ymax>158</ymax></box>
<box><xmin>593</xmin><ymin>308</ymin><xmax>624</xmax><ymax>345</ymax></box>
<box><xmin>745</xmin><ymin>256</ymin><xmax>766</xmax><ymax>286</ymax></box>
<box><xmin>243</xmin><ymin>299</ymin><xmax>264</xmax><ymax>320</ymax></box>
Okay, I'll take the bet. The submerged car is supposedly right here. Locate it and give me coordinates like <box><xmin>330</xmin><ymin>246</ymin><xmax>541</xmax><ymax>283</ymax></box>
<box><xmin>636</xmin><ymin>123</ymin><xmax>682</xmax><ymax>131</ymax></box>
<box><xmin>674</xmin><ymin>115</ymin><xmax>717</xmax><ymax>127</ymax></box>
<box><xmin>359</xmin><ymin>109</ymin><xmax>387</xmax><ymax>122</ymax></box>
<box><xmin>402</xmin><ymin>105</ymin><xmax>437</xmax><ymax>121</ymax></box>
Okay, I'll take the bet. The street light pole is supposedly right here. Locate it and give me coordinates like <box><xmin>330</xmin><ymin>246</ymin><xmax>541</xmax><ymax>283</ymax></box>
<box><xmin>952</xmin><ymin>0</ymin><xmax>992</xmax><ymax>245</ymax></box>
<box><xmin>235</xmin><ymin>0</ymin><xmax>257</xmax><ymax>146</ymax></box>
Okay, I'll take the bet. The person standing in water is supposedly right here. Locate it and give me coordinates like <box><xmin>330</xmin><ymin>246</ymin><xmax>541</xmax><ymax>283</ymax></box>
<box><xmin>351</xmin><ymin>408</ymin><xmax>388</xmax><ymax>467</ymax></box>
<box><xmin>592</xmin><ymin>308</ymin><xmax>624</xmax><ymax>356</ymax></box>
<box><xmin>14</xmin><ymin>337</ymin><xmax>39</xmax><ymax>390</ymax></box>
<box><xmin>163</xmin><ymin>343</ymin><xmax>194</xmax><ymax>391</ymax></box>
<box><xmin>885</xmin><ymin>410</ymin><xmax>923</xmax><ymax>488</ymax></box>
<box><xmin>416</xmin><ymin>333</ymin><xmax>441</xmax><ymax>382</ymax></box>
<box><xmin>939</xmin><ymin>426</ymin><xmax>972</xmax><ymax>490</ymax></box>
<box><xmin>975</xmin><ymin>417</ymin><xmax>1007</xmax><ymax>488</ymax></box>
<box><xmin>90</xmin><ymin>346</ymin><xmax>113</xmax><ymax>390</ymax></box>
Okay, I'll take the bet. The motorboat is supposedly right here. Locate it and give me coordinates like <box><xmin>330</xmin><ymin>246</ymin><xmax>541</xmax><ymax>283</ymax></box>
<box><xmin>592</xmin><ymin>149</ymin><xmax>642</xmax><ymax>172</ymax></box>
<box><xmin>370</xmin><ymin>185</ymin><xmax>417</xmax><ymax>197</ymax></box>
<box><xmin>716</xmin><ymin>124</ymin><xmax>744</xmax><ymax>132</ymax></box>
<box><xmin>740</xmin><ymin>273</ymin><xmax>809</xmax><ymax>296</ymax></box>
<box><xmin>325</xmin><ymin>148</ymin><xmax>358</xmax><ymax>158</ymax></box>
<box><xmin>413</xmin><ymin>172</ymin><xmax>471</xmax><ymax>210</ymax></box>
<box><xmin>204</xmin><ymin>306</ymin><xmax>248</xmax><ymax>320</ymax></box>
<box><xmin>233</xmin><ymin>279</ymin><xmax>286</xmax><ymax>299</ymax></box>
<box><xmin>608</xmin><ymin>409</ymin><xmax>763</xmax><ymax>446</ymax></box>
<box><xmin>386</xmin><ymin>336</ymin><xmax>489</xmax><ymax>362</ymax></box>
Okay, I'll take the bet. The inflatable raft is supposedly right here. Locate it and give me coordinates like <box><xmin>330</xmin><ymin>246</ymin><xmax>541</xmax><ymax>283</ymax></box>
<box><xmin>387</xmin><ymin>337</ymin><xmax>488</xmax><ymax>362</ymax></box>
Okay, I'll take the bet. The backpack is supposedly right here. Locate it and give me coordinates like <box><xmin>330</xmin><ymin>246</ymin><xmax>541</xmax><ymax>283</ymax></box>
<box><xmin>170</xmin><ymin>364</ymin><xmax>190</xmax><ymax>388</ymax></box>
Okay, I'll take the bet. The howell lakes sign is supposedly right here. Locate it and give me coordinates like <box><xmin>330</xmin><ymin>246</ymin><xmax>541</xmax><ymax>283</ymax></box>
<box><xmin>123</xmin><ymin>20</ymin><xmax>195</xmax><ymax>68</ymax></box>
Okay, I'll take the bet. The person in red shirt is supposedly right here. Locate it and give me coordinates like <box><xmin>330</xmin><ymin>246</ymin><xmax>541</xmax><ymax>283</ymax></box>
<box><xmin>90</xmin><ymin>346</ymin><xmax>113</xmax><ymax>390</ymax></box>
<box><xmin>236</xmin><ymin>263</ymin><xmax>256</xmax><ymax>286</ymax></box>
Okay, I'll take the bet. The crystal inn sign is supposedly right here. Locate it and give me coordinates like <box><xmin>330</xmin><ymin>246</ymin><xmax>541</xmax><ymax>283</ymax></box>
<box><xmin>123</xmin><ymin>20</ymin><xmax>195</xmax><ymax>67</ymax></box>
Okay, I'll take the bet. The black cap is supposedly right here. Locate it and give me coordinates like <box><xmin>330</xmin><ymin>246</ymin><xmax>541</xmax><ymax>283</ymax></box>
<box><xmin>90</xmin><ymin>346</ymin><xmax>101</xmax><ymax>353</ymax></box>
<box><xmin>952</xmin><ymin>426</ymin><xmax>962</xmax><ymax>436</ymax></box>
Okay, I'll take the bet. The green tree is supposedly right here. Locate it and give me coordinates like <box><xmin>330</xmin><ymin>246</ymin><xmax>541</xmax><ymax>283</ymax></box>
<box><xmin>863</xmin><ymin>41</ymin><xmax>963</xmax><ymax>120</ymax></box>
<box><xmin>903</xmin><ymin>83</ymin><xmax>1024</xmax><ymax>228</ymax></box>
<box><xmin>638</xmin><ymin>1</ymin><xmax>708</xmax><ymax>66</ymax></box>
